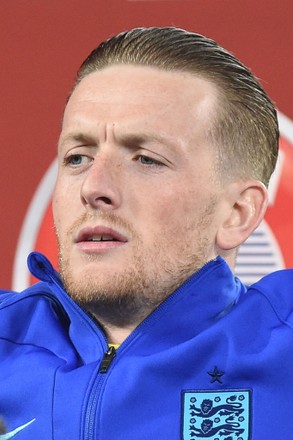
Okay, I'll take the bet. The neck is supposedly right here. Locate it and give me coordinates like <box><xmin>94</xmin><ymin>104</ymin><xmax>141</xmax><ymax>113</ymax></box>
<box><xmin>101</xmin><ymin>321</ymin><xmax>136</xmax><ymax>345</ymax></box>
<box><xmin>78</xmin><ymin>296</ymin><xmax>157</xmax><ymax>343</ymax></box>
<box><xmin>82</xmin><ymin>305</ymin><xmax>138</xmax><ymax>344</ymax></box>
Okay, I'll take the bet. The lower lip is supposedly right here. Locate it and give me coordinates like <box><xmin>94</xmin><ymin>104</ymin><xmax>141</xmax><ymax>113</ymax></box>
<box><xmin>76</xmin><ymin>241</ymin><xmax>126</xmax><ymax>253</ymax></box>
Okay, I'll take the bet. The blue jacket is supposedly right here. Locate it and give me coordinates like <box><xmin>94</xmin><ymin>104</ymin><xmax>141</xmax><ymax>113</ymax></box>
<box><xmin>0</xmin><ymin>252</ymin><xmax>293</xmax><ymax>439</ymax></box>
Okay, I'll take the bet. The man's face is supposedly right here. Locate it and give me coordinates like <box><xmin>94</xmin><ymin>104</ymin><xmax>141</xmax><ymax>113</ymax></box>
<box><xmin>53</xmin><ymin>65</ymin><xmax>228</xmax><ymax>325</ymax></box>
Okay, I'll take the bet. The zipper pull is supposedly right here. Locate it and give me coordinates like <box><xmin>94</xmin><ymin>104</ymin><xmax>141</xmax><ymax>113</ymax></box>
<box><xmin>99</xmin><ymin>346</ymin><xmax>116</xmax><ymax>374</ymax></box>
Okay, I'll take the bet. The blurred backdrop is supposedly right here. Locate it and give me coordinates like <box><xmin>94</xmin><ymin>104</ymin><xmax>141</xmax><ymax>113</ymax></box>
<box><xmin>1</xmin><ymin>0</ymin><xmax>293</xmax><ymax>289</ymax></box>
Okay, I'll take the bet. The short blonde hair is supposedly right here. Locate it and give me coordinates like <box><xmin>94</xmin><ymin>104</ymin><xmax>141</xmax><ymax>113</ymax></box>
<box><xmin>75</xmin><ymin>27</ymin><xmax>279</xmax><ymax>186</ymax></box>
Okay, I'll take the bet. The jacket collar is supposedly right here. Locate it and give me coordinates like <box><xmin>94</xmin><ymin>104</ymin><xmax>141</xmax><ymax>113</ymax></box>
<box><xmin>27</xmin><ymin>252</ymin><xmax>246</xmax><ymax>362</ymax></box>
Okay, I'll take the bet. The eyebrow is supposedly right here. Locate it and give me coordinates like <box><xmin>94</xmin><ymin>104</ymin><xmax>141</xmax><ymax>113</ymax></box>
<box><xmin>116</xmin><ymin>133</ymin><xmax>152</xmax><ymax>147</ymax></box>
<box><xmin>58</xmin><ymin>132</ymin><xmax>97</xmax><ymax>149</ymax></box>
<box><xmin>115</xmin><ymin>132</ymin><xmax>178</xmax><ymax>152</ymax></box>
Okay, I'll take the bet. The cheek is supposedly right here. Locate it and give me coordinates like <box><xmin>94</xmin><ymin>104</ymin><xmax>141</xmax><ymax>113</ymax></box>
<box><xmin>157</xmin><ymin>185</ymin><xmax>200</xmax><ymax>218</ymax></box>
<box><xmin>138</xmin><ymin>186</ymin><xmax>199</xmax><ymax>233</ymax></box>
<box><xmin>52</xmin><ymin>195</ymin><xmax>63</xmax><ymax>234</ymax></box>
<box><xmin>52</xmin><ymin>182</ymin><xmax>76</xmax><ymax>232</ymax></box>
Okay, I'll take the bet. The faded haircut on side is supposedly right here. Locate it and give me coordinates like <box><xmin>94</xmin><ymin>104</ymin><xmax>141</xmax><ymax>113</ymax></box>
<box><xmin>74</xmin><ymin>27</ymin><xmax>279</xmax><ymax>186</ymax></box>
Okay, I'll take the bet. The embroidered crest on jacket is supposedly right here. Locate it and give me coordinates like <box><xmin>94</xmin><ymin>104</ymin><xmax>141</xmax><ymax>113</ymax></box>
<box><xmin>182</xmin><ymin>390</ymin><xmax>251</xmax><ymax>439</ymax></box>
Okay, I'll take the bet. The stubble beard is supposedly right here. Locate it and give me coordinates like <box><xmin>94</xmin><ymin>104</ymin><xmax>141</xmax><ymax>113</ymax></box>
<box><xmin>57</xmin><ymin>205</ymin><xmax>216</xmax><ymax>329</ymax></box>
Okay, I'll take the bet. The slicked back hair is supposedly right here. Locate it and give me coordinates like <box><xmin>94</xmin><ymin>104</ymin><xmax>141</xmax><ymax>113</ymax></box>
<box><xmin>74</xmin><ymin>27</ymin><xmax>279</xmax><ymax>186</ymax></box>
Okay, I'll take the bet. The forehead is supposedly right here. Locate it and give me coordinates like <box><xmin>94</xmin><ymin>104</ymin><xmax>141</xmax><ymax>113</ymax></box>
<box><xmin>62</xmin><ymin>65</ymin><xmax>218</xmax><ymax>145</ymax></box>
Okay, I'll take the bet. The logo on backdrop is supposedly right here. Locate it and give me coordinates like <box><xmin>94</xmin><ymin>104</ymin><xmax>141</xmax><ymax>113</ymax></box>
<box><xmin>12</xmin><ymin>112</ymin><xmax>293</xmax><ymax>290</ymax></box>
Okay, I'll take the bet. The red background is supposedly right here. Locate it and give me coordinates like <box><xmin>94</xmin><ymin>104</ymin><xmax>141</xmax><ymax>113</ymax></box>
<box><xmin>1</xmin><ymin>0</ymin><xmax>293</xmax><ymax>288</ymax></box>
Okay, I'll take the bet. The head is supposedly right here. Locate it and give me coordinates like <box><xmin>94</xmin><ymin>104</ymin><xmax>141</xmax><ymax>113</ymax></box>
<box><xmin>53</xmin><ymin>27</ymin><xmax>278</xmax><ymax>338</ymax></box>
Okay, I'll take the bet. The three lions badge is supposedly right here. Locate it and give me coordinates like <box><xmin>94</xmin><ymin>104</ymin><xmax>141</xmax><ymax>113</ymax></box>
<box><xmin>182</xmin><ymin>390</ymin><xmax>251</xmax><ymax>439</ymax></box>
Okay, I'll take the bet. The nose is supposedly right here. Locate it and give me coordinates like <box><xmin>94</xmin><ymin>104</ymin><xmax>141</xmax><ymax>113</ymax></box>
<box><xmin>80</xmin><ymin>151</ymin><xmax>122</xmax><ymax>212</ymax></box>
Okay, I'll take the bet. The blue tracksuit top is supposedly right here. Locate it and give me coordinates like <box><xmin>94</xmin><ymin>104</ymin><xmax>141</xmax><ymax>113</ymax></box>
<box><xmin>0</xmin><ymin>251</ymin><xmax>293</xmax><ymax>440</ymax></box>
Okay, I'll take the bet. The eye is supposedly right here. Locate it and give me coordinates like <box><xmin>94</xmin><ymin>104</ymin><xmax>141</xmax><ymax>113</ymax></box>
<box><xmin>137</xmin><ymin>155</ymin><xmax>163</xmax><ymax>167</ymax></box>
<box><xmin>63</xmin><ymin>154</ymin><xmax>90</xmax><ymax>167</ymax></box>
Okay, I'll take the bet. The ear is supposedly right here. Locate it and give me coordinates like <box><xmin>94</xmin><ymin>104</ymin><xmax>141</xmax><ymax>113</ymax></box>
<box><xmin>216</xmin><ymin>180</ymin><xmax>268</xmax><ymax>251</ymax></box>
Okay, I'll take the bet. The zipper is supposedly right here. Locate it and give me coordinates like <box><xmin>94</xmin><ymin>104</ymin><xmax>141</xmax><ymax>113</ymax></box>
<box><xmin>98</xmin><ymin>346</ymin><xmax>117</xmax><ymax>374</ymax></box>
<box><xmin>84</xmin><ymin>346</ymin><xmax>117</xmax><ymax>440</ymax></box>
<box><xmin>84</xmin><ymin>372</ymin><xmax>104</xmax><ymax>440</ymax></box>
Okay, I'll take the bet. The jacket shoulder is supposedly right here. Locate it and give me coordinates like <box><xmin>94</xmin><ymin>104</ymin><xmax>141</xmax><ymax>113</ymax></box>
<box><xmin>0</xmin><ymin>289</ymin><xmax>17</xmax><ymax>304</ymax></box>
<box><xmin>249</xmin><ymin>268</ymin><xmax>293</xmax><ymax>328</ymax></box>
<box><xmin>0</xmin><ymin>282</ymin><xmax>53</xmax><ymax>307</ymax></box>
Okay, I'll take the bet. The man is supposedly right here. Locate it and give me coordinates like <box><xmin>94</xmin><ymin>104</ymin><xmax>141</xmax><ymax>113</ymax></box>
<box><xmin>0</xmin><ymin>27</ymin><xmax>292</xmax><ymax>439</ymax></box>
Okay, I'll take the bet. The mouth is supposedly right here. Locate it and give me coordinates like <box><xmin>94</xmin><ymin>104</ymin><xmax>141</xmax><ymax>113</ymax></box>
<box><xmin>75</xmin><ymin>226</ymin><xmax>128</xmax><ymax>252</ymax></box>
